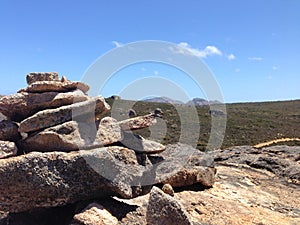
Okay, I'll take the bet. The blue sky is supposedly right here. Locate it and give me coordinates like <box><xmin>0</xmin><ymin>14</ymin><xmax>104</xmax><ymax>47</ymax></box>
<box><xmin>0</xmin><ymin>0</ymin><xmax>299</xmax><ymax>103</ymax></box>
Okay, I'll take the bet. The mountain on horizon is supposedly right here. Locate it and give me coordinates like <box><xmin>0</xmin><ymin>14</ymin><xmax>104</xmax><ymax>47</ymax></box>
<box><xmin>143</xmin><ymin>96</ymin><xmax>222</xmax><ymax>106</ymax></box>
<box><xmin>142</xmin><ymin>97</ymin><xmax>184</xmax><ymax>105</ymax></box>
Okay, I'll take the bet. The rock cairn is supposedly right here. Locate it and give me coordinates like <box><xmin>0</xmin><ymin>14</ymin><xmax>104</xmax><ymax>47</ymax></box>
<box><xmin>0</xmin><ymin>72</ymin><xmax>164</xmax><ymax>156</ymax></box>
<box><xmin>0</xmin><ymin>72</ymin><xmax>215</xmax><ymax>221</ymax></box>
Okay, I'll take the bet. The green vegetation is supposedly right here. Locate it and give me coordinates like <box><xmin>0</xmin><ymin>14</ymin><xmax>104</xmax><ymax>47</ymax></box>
<box><xmin>105</xmin><ymin>98</ymin><xmax>300</xmax><ymax>151</ymax></box>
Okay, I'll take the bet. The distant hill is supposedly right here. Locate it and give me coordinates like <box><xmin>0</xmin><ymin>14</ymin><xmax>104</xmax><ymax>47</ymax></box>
<box><xmin>142</xmin><ymin>97</ymin><xmax>223</xmax><ymax>106</ymax></box>
<box><xmin>187</xmin><ymin>98</ymin><xmax>223</xmax><ymax>106</ymax></box>
<box><xmin>105</xmin><ymin>98</ymin><xmax>300</xmax><ymax>151</ymax></box>
<box><xmin>142</xmin><ymin>97</ymin><xmax>184</xmax><ymax>105</ymax></box>
<box><xmin>187</xmin><ymin>98</ymin><xmax>209</xmax><ymax>106</ymax></box>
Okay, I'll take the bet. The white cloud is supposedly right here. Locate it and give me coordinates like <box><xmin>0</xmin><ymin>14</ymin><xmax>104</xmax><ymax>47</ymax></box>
<box><xmin>154</xmin><ymin>70</ymin><xmax>159</xmax><ymax>75</ymax></box>
<box><xmin>272</xmin><ymin>66</ymin><xmax>278</xmax><ymax>70</ymax></box>
<box><xmin>248</xmin><ymin>57</ymin><xmax>263</xmax><ymax>61</ymax></box>
<box><xmin>235</xmin><ymin>68</ymin><xmax>240</xmax><ymax>73</ymax></box>
<box><xmin>176</xmin><ymin>42</ymin><xmax>222</xmax><ymax>58</ymax></box>
<box><xmin>112</xmin><ymin>41</ymin><xmax>123</xmax><ymax>48</ymax></box>
<box><xmin>227</xmin><ymin>54</ymin><xmax>236</xmax><ymax>60</ymax></box>
<box><xmin>141</xmin><ymin>67</ymin><xmax>147</xmax><ymax>72</ymax></box>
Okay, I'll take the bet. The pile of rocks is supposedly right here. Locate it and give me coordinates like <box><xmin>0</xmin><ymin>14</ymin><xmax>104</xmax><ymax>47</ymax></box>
<box><xmin>0</xmin><ymin>72</ymin><xmax>165</xmax><ymax>155</ymax></box>
<box><xmin>0</xmin><ymin>72</ymin><xmax>215</xmax><ymax>224</ymax></box>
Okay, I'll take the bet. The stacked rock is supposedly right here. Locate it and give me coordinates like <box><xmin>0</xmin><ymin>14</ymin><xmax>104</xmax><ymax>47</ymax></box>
<box><xmin>0</xmin><ymin>72</ymin><xmax>165</xmax><ymax>157</ymax></box>
<box><xmin>0</xmin><ymin>72</ymin><xmax>216</xmax><ymax>216</ymax></box>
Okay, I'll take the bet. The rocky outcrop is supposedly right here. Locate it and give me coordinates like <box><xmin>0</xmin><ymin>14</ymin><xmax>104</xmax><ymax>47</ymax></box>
<box><xmin>146</xmin><ymin>187</ymin><xmax>192</xmax><ymax>225</ymax></box>
<box><xmin>0</xmin><ymin>141</ymin><xmax>18</xmax><ymax>159</ymax></box>
<box><xmin>209</xmin><ymin>145</ymin><xmax>300</xmax><ymax>182</ymax></box>
<box><xmin>0</xmin><ymin>72</ymin><xmax>219</xmax><ymax>224</ymax></box>
<box><xmin>0</xmin><ymin>143</ymin><xmax>215</xmax><ymax>213</ymax></box>
<box><xmin>1</xmin><ymin>140</ymin><xmax>299</xmax><ymax>225</ymax></box>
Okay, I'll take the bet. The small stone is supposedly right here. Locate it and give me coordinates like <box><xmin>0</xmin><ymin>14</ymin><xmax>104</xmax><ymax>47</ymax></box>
<box><xmin>61</xmin><ymin>75</ymin><xmax>68</xmax><ymax>82</ymax></box>
<box><xmin>146</xmin><ymin>186</ymin><xmax>192</xmax><ymax>225</ymax></box>
<box><xmin>116</xmin><ymin>113</ymin><xmax>156</xmax><ymax>131</ymax></box>
<box><xmin>0</xmin><ymin>141</ymin><xmax>18</xmax><ymax>159</ymax></box>
<box><xmin>26</xmin><ymin>72</ymin><xmax>59</xmax><ymax>85</ymax></box>
<box><xmin>71</xmin><ymin>203</ymin><xmax>118</xmax><ymax>225</ymax></box>
<box><xmin>162</xmin><ymin>183</ymin><xmax>174</xmax><ymax>196</ymax></box>
<box><xmin>154</xmin><ymin>108</ymin><xmax>163</xmax><ymax>117</ymax></box>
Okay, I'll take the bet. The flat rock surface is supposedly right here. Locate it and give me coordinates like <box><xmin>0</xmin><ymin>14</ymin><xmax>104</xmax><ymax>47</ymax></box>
<box><xmin>119</xmin><ymin>145</ymin><xmax>300</xmax><ymax>225</ymax></box>
<box><xmin>209</xmin><ymin>145</ymin><xmax>300</xmax><ymax>183</ymax></box>
<box><xmin>175</xmin><ymin>164</ymin><xmax>300</xmax><ymax>225</ymax></box>
<box><xmin>19</xmin><ymin>96</ymin><xmax>110</xmax><ymax>133</ymax></box>
<box><xmin>0</xmin><ymin>90</ymin><xmax>89</xmax><ymax>121</ymax></box>
<box><xmin>18</xmin><ymin>80</ymin><xmax>89</xmax><ymax>93</ymax></box>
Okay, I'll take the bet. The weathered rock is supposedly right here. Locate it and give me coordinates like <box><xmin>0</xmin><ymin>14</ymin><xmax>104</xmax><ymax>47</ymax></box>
<box><xmin>18</xmin><ymin>80</ymin><xmax>89</xmax><ymax>93</ymax></box>
<box><xmin>26</xmin><ymin>72</ymin><xmax>60</xmax><ymax>85</ymax></box>
<box><xmin>19</xmin><ymin>121</ymin><xmax>96</xmax><ymax>152</ymax></box>
<box><xmin>146</xmin><ymin>186</ymin><xmax>192</xmax><ymax>225</ymax></box>
<box><xmin>20</xmin><ymin>117</ymin><xmax>122</xmax><ymax>152</ymax></box>
<box><xmin>116</xmin><ymin>113</ymin><xmax>156</xmax><ymax>131</ymax></box>
<box><xmin>19</xmin><ymin>96</ymin><xmax>110</xmax><ymax>133</ymax></box>
<box><xmin>71</xmin><ymin>203</ymin><xmax>118</xmax><ymax>225</ymax></box>
<box><xmin>94</xmin><ymin>117</ymin><xmax>123</xmax><ymax>147</ymax></box>
<box><xmin>154</xmin><ymin>143</ymin><xmax>216</xmax><ymax>187</ymax></box>
<box><xmin>121</xmin><ymin>132</ymin><xmax>165</xmax><ymax>154</ymax></box>
<box><xmin>162</xmin><ymin>183</ymin><xmax>174</xmax><ymax>196</ymax></box>
<box><xmin>0</xmin><ymin>144</ymin><xmax>215</xmax><ymax>213</ymax></box>
<box><xmin>0</xmin><ymin>90</ymin><xmax>89</xmax><ymax>121</ymax></box>
<box><xmin>0</xmin><ymin>141</ymin><xmax>18</xmax><ymax>159</ymax></box>
<box><xmin>175</xmin><ymin>164</ymin><xmax>300</xmax><ymax>225</ymax></box>
<box><xmin>0</xmin><ymin>146</ymin><xmax>147</xmax><ymax>212</ymax></box>
<box><xmin>0</xmin><ymin>120</ymin><xmax>21</xmax><ymax>142</ymax></box>
<box><xmin>209</xmin><ymin>145</ymin><xmax>300</xmax><ymax>183</ymax></box>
